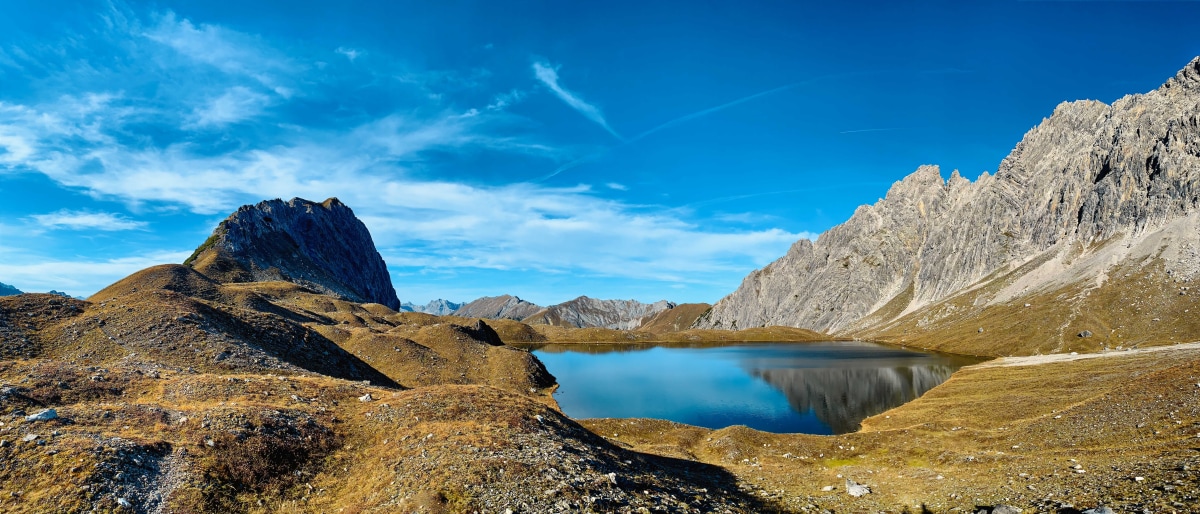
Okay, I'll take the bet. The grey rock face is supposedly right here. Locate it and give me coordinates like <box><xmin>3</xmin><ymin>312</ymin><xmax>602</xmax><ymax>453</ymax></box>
<box><xmin>187</xmin><ymin>197</ymin><xmax>400</xmax><ymax>310</ymax></box>
<box><xmin>453</xmin><ymin>295</ymin><xmax>543</xmax><ymax>320</ymax></box>
<box><xmin>700</xmin><ymin>57</ymin><xmax>1200</xmax><ymax>334</ymax></box>
<box><xmin>525</xmin><ymin>296</ymin><xmax>676</xmax><ymax>330</ymax></box>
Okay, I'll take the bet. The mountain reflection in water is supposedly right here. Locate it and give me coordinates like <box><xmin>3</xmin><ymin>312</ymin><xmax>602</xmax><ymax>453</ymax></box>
<box><xmin>521</xmin><ymin>341</ymin><xmax>980</xmax><ymax>434</ymax></box>
<box><xmin>753</xmin><ymin>364</ymin><xmax>957</xmax><ymax>433</ymax></box>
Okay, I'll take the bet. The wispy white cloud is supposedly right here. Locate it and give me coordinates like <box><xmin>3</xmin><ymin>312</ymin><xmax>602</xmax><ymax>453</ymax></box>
<box><xmin>605</xmin><ymin>182</ymin><xmax>628</xmax><ymax>191</ymax></box>
<box><xmin>29</xmin><ymin>210</ymin><xmax>147</xmax><ymax>231</ymax></box>
<box><xmin>0</xmin><ymin>6</ymin><xmax>809</xmax><ymax>300</ymax></box>
<box><xmin>487</xmin><ymin>88</ymin><xmax>526</xmax><ymax>111</ymax></box>
<box><xmin>188</xmin><ymin>86</ymin><xmax>272</xmax><ymax>127</ymax></box>
<box><xmin>144</xmin><ymin>12</ymin><xmax>297</xmax><ymax>97</ymax></box>
<box><xmin>532</xmin><ymin>61</ymin><xmax>623</xmax><ymax>140</ymax></box>
<box><xmin>335</xmin><ymin>46</ymin><xmax>361</xmax><ymax>61</ymax></box>
<box><xmin>0</xmin><ymin>250</ymin><xmax>191</xmax><ymax>296</ymax></box>
<box><xmin>359</xmin><ymin>181</ymin><xmax>802</xmax><ymax>283</ymax></box>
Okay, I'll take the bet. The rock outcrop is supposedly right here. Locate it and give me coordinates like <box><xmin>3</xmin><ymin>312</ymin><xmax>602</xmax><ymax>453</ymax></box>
<box><xmin>523</xmin><ymin>296</ymin><xmax>676</xmax><ymax>330</ymax></box>
<box><xmin>453</xmin><ymin>295</ymin><xmax>543</xmax><ymax>320</ymax></box>
<box><xmin>185</xmin><ymin>197</ymin><xmax>401</xmax><ymax>310</ymax></box>
<box><xmin>700</xmin><ymin>57</ymin><xmax>1200</xmax><ymax>345</ymax></box>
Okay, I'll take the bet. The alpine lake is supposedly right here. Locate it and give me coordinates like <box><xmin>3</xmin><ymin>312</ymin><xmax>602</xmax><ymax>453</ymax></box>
<box><xmin>515</xmin><ymin>341</ymin><xmax>983</xmax><ymax>434</ymax></box>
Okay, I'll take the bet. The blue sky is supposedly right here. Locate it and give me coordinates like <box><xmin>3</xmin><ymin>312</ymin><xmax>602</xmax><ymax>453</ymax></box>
<box><xmin>0</xmin><ymin>1</ymin><xmax>1197</xmax><ymax>305</ymax></box>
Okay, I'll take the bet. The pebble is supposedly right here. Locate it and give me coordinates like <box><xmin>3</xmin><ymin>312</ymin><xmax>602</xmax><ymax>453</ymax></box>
<box><xmin>820</xmin><ymin>485</ymin><xmax>835</xmax><ymax>492</ymax></box>
<box><xmin>1083</xmin><ymin>507</ymin><xmax>1114</xmax><ymax>514</ymax></box>
<box><xmin>1134</xmin><ymin>476</ymin><xmax>1144</xmax><ymax>482</ymax></box>
<box><xmin>991</xmin><ymin>506</ymin><xmax>1022</xmax><ymax>514</ymax></box>
<box><xmin>22</xmin><ymin>434</ymin><xmax>38</xmax><ymax>443</ymax></box>
<box><xmin>358</xmin><ymin>393</ymin><xmax>374</xmax><ymax>402</ymax></box>
<box><xmin>117</xmin><ymin>497</ymin><xmax>131</xmax><ymax>508</ymax></box>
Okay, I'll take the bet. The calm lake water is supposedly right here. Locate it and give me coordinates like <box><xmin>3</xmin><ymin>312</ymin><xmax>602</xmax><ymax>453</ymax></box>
<box><xmin>520</xmin><ymin>341</ymin><xmax>981</xmax><ymax>434</ymax></box>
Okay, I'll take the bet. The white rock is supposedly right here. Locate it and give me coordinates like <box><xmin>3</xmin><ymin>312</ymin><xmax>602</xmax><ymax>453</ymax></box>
<box><xmin>25</xmin><ymin>408</ymin><xmax>57</xmax><ymax>422</ymax></box>
<box><xmin>358</xmin><ymin>393</ymin><xmax>373</xmax><ymax>402</ymax></box>
<box><xmin>845</xmin><ymin>479</ymin><xmax>870</xmax><ymax>497</ymax></box>
<box><xmin>117</xmin><ymin>497</ymin><xmax>132</xmax><ymax>508</ymax></box>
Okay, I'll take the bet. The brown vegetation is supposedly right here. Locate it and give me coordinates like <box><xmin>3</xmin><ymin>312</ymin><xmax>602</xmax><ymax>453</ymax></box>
<box><xmin>3</xmin><ymin>257</ymin><xmax>1198</xmax><ymax>512</ymax></box>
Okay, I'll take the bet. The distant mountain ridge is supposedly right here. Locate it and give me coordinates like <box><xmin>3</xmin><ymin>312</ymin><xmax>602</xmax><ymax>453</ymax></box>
<box><xmin>698</xmin><ymin>56</ymin><xmax>1200</xmax><ymax>356</ymax></box>
<box><xmin>523</xmin><ymin>296</ymin><xmax>675</xmax><ymax>330</ymax></box>
<box><xmin>453</xmin><ymin>295</ymin><xmax>543</xmax><ymax>320</ymax></box>
<box><xmin>0</xmin><ymin>282</ymin><xmax>21</xmax><ymax>296</ymax></box>
<box><xmin>400</xmin><ymin>299</ymin><xmax>463</xmax><ymax>316</ymax></box>
<box><xmin>452</xmin><ymin>294</ymin><xmax>685</xmax><ymax>330</ymax></box>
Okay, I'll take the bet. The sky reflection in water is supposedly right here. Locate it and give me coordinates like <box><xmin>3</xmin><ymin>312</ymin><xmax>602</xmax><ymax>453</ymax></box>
<box><xmin>524</xmin><ymin>341</ymin><xmax>980</xmax><ymax>434</ymax></box>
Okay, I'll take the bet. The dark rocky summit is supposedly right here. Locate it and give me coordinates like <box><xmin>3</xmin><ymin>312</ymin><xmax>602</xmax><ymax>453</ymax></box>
<box><xmin>0</xmin><ymin>282</ymin><xmax>20</xmax><ymax>296</ymax></box>
<box><xmin>186</xmin><ymin>197</ymin><xmax>400</xmax><ymax>310</ymax></box>
<box><xmin>700</xmin><ymin>57</ymin><xmax>1200</xmax><ymax>338</ymax></box>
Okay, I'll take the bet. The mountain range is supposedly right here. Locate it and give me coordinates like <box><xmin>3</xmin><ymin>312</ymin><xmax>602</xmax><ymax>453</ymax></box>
<box><xmin>449</xmin><ymin>294</ymin><xmax>684</xmax><ymax>330</ymax></box>
<box><xmin>399</xmin><ymin>299</ymin><xmax>463</xmax><ymax>315</ymax></box>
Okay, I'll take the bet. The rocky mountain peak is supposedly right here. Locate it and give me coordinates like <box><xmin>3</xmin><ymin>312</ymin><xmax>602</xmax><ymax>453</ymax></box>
<box><xmin>1162</xmin><ymin>56</ymin><xmax>1200</xmax><ymax>92</ymax></box>
<box><xmin>699</xmin><ymin>56</ymin><xmax>1200</xmax><ymax>337</ymax></box>
<box><xmin>452</xmin><ymin>295</ymin><xmax>543</xmax><ymax>320</ymax></box>
<box><xmin>523</xmin><ymin>296</ymin><xmax>676</xmax><ymax>330</ymax></box>
<box><xmin>185</xmin><ymin>197</ymin><xmax>400</xmax><ymax>310</ymax></box>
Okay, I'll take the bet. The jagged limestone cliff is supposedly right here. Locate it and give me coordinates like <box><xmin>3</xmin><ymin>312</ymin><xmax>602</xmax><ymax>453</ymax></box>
<box><xmin>186</xmin><ymin>197</ymin><xmax>401</xmax><ymax>310</ymax></box>
<box><xmin>700</xmin><ymin>57</ymin><xmax>1200</xmax><ymax>354</ymax></box>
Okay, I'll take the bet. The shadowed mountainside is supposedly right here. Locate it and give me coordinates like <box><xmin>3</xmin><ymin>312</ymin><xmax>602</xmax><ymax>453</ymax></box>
<box><xmin>186</xmin><ymin>197</ymin><xmax>401</xmax><ymax>310</ymax></box>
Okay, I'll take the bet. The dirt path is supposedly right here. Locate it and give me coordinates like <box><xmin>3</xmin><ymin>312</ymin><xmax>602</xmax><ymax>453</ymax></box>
<box><xmin>970</xmin><ymin>340</ymin><xmax>1200</xmax><ymax>368</ymax></box>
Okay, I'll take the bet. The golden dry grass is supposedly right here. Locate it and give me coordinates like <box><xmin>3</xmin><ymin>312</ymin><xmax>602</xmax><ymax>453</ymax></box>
<box><xmin>583</xmin><ymin>343</ymin><xmax>1200</xmax><ymax>512</ymax></box>
<box><xmin>856</xmin><ymin>256</ymin><xmax>1200</xmax><ymax>357</ymax></box>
